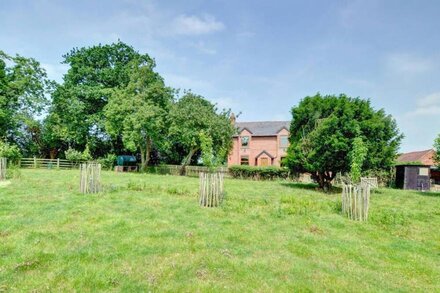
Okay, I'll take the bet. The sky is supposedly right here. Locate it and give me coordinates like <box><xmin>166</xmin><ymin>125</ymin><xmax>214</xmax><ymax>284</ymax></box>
<box><xmin>1</xmin><ymin>0</ymin><xmax>439</xmax><ymax>152</ymax></box>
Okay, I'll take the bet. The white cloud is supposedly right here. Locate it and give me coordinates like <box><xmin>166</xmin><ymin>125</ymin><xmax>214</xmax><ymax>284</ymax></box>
<box><xmin>386</xmin><ymin>53</ymin><xmax>432</xmax><ymax>75</ymax></box>
<box><xmin>406</xmin><ymin>92</ymin><xmax>440</xmax><ymax>116</ymax></box>
<box><xmin>173</xmin><ymin>14</ymin><xmax>225</xmax><ymax>35</ymax></box>
<box><xmin>188</xmin><ymin>41</ymin><xmax>216</xmax><ymax>55</ymax></box>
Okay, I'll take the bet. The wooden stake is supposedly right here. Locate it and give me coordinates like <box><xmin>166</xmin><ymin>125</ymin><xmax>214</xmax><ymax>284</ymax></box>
<box><xmin>0</xmin><ymin>158</ymin><xmax>6</xmax><ymax>181</ymax></box>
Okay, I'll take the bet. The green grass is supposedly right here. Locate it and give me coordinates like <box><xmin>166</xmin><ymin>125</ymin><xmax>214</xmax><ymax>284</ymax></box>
<box><xmin>1</xmin><ymin>169</ymin><xmax>439</xmax><ymax>292</ymax></box>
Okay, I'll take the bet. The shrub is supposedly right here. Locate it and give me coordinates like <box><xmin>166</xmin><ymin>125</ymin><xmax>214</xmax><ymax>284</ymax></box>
<box><xmin>229</xmin><ymin>165</ymin><xmax>290</xmax><ymax>180</ymax></box>
<box><xmin>65</xmin><ymin>148</ymin><xmax>83</xmax><ymax>162</ymax></box>
<box><xmin>65</xmin><ymin>146</ymin><xmax>92</xmax><ymax>164</ymax></box>
<box><xmin>363</xmin><ymin>168</ymin><xmax>395</xmax><ymax>187</ymax></box>
<box><xmin>6</xmin><ymin>164</ymin><xmax>21</xmax><ymax>179</ymax></box>
<box><xmin>0</xmin><ymin>141</ymin><xmax>22</xmax><ymax>165</ymax></box>
<box><xmin>97</xmin><ymin>154</ymin><xmax>117</xmax><ymax>170</ymax></box>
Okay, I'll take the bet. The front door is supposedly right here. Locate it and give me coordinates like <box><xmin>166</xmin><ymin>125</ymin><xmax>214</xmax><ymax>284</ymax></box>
<box><xmin>260</xmin><ymin>157</ymin><xmax>269</xmax><ymax>166</ymax></box>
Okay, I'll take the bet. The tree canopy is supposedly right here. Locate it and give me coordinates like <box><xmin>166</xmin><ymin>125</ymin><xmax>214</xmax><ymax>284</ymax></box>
<box><xmin>104</xmin><ymin>59</ymin><xmax>174</xmax><ymax>170</ymax></box>
<box><xmin>169</xmin><ymin>92</ymin><xmax>235</xmax><ymax>172</ymax></box>
<box><xmin>0</xmin><ymin>50</ymin><xmax>52</xmax><ymax>155</ymax></box>
<box><xmin>47</xmin><ymin>41</ymin><xmax>155</xmax><ymax>157</ymax></box>
<box><xmin>286</xmin><ymin>93</ymin><xmax>403</xmax><ymax>189</ymax></box>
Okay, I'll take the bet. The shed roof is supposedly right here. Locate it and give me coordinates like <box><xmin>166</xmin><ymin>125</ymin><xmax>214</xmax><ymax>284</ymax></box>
<box><xmin>397</xmin><ymin>149</ymin><xmax>435</xmax><ymax>166</ymax></box>
<box><xmin>234</xmin><ymin>121</ymin><xmax>290</xmax><ymax>137</ymax></box>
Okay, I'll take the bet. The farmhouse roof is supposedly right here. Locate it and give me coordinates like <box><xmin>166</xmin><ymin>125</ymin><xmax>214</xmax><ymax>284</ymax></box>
<box><xmin>397</xmin><ymin>149</ymin><xmax>435</xmax><ymax>166</ymax></box>
<box><xmin>234</xmin><ymin>121</ymin><xmax>290</xmax><ymax>137</ymax></box>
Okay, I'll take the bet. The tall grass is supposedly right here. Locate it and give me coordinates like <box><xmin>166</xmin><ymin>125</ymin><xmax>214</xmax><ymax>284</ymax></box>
<box><xmin>0</xmin><ymin>169</ymin><xmax>439</xmax><ymax>291</ymax></box>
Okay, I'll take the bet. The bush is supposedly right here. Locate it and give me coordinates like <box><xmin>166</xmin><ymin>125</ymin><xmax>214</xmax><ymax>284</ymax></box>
<box><xmin>65</xmin><ymin>146</ymin><xmax>92</xmax><ymax>164</ymax></box>
<box><xmin>229</xmin><ymin>165</ymin><xmax>290</xmax><ymax>180</ymax></box>
<box><xmin>363</xmin><ymin>168</ymin><xmax>395</xmax><ymax>187</ymax></box>
<box><xmin>0</xmin><ymin>141</ymin><xmax>22</xmax><ymax>165</ymax></box>
<box><xmin>6</xmin><ymin>164</ymin><xmax>21</xmax><ymax>179</ymax></box>
<box><xmin>97</xmin><ymin>154</ymin><xmax>117</xmax><ymax>170</ymax></box>
<box><xmin>65</xmin><ymin>148</ymin><xmax>83</xmax><ymax>162</ymax></box>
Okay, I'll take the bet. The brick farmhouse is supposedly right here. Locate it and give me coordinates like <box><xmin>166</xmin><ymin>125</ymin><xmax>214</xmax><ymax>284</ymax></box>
<box><xmin>228</xmin><ymin>120</ymin><xmax>290</xmax><ymax>167</ymax></box>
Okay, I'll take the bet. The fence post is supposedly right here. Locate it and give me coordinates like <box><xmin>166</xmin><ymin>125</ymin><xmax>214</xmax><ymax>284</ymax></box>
<box><xmin>57</xmin><ymin>158</ymin><xmax>60</xmax><ymax>169</ymax></box>
<box><xmin>33</xmin><ymin>156</ymin><xmax>37</xmax><ymax>168</ymax></box>
<box><xmin>0</xmin><ymin>158</ymin><xmax>6</xmax><ymax>181</ymax></box>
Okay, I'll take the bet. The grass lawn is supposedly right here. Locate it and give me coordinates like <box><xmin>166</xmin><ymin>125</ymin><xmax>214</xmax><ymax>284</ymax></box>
<box><xmin>1</xmin><ymin>169</ymin><xmax>440</xmax><ymax>292</ymax></box>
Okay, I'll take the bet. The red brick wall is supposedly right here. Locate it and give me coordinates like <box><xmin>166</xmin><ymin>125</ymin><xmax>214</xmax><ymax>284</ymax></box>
<box><xmin>228</xmin><ymin>128</ymin><xmax>289</xmax><ymax>167</ymax></box>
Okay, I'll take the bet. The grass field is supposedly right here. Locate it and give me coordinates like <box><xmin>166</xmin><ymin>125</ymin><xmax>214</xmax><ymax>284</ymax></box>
<box><xmin>1</xmin><ymin>169</ymin><xmax>439</xmax><ymax>292</ymax></box>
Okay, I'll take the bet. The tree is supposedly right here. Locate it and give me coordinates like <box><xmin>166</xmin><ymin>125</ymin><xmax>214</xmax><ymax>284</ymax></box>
<box><xmin>104</xmin><ymin>59</ymin><xmax>174</xmax><ymax>170</ymax></box>
<box><xmin>0</xmin><ymin>51</ymin><xmax>52</xmax><ymax>154</ymax></box>
<box><xmin>434</xmin><ymin>134</ymin><xmax>440</xmax><ymax>167</ymax></box>
<box><xmin>286</xmin><ymin>93</ymin><xmax>403</xmax><ymax>190</ymax></box>
<box><xmin>47</xmin><ymin>41</ymin><xmax>154</xmax><ymax>157</ymax></box>
<box><xmin>0</xmin><ymin>140</ymin><xmax>22</xmax><ymax>165</ymax></box>
<box><xmin>349</xmin><ymin>136</ymin><xmax>368</xmax><ymax>183</ymax></box>
<box><xmin>168</xmin><ymin>93</ymin><xmax>235</xmax><ymax>173</ymax></box>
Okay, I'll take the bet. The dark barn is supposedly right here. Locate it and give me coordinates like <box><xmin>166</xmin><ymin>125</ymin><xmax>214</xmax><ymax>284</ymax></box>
<box><xmin>395</xmin><ymin>165</ymin><xmax>431</xmax><ymax>191</ymax></box>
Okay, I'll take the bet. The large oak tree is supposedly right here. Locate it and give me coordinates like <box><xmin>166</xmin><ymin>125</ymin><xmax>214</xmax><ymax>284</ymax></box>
<box><xmin>47</xmin><ymin>41</ymin><xmax>154</xmax><ymax>157</ymax></box>
<box><xmin>104</xmin><ymin>59</ymin><xmax>174</xmax><ymax>170</ymax></box>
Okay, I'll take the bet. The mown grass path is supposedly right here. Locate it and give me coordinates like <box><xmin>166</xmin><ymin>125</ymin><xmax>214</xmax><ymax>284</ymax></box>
<box><xmin>0</xmin><ymin>169</ymin><xmax>439</xmax><ymax>291</ymax></box>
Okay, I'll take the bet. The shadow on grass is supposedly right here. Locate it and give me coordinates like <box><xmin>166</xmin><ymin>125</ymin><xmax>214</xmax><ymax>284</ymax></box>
<box><xmin>416</xmin><ymin>191</ymin><xmax>440</xmax><ymax>197</ymax></box>
<box><xmin>280</xmin><ymin>182</ymin><xmax>342</xmax><ymax>194</ymax></box>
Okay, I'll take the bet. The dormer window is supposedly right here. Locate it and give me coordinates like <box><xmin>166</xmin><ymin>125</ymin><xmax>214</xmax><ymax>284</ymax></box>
<box><xmin>241</xmin><ymin>136</ymin><xmax>250</xmax><ymax>147</ymax></box>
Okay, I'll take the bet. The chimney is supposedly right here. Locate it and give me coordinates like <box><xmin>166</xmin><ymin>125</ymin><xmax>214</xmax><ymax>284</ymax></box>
<box><xmin>230</xmin><ymin>112</ymin><xmax>236</xmax><ymax>125</ymax></box>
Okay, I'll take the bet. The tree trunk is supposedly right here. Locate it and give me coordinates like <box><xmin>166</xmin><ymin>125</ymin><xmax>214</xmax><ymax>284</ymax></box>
<box><xmin>140</xmin><ymin>138</ymin><xmax>152</xmax><ymax>172</ymax></box>
<box><xmin>49</xmin><ymin>148</ymin><xmax>58</xmax><ymax>160</ymax></box>
<box><xmin>180</xmin><ymin>148</ymin><xmax>197</xmax><ymax>175</ymax></box>
<box><xmin>140</xmin><ymin>148</ymin><xmax>146</xmax><ymax>171</ymax></box>
<box><xmin>316</xmin><ymin>171</ymin><xmax>335</xmax><ymax>192</ymax></box>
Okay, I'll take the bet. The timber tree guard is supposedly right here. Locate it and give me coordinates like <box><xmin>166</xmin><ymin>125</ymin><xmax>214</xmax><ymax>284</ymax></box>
<box><xmin>199</xmin><ymin>172</ymin><xmax>225</xmax><ymax>207</ymax></box>
<box><xmin>341</xmin><ymin>183</ymin><xmax>371</xmax><ymax>221</ymax></box>
<box><xmin>80</xmin><ymin>163</ymin><xmax>102</xmax><ymax>193</ymax></box>
<box><xmin>0</xmin><ymin>158</ymin><xmax>6</xmax><ymax>181</ymax></box>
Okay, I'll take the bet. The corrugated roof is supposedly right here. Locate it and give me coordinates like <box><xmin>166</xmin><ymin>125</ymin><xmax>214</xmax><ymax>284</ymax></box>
<box><xmin>234</xmin><ymin>121</ymin><xmax>290</xmax><ymax>136</ymax></box>
<box><xmin>397</xmin><ymin>149</ymin><xmax>435</xmax><ymax>166</ymax></box>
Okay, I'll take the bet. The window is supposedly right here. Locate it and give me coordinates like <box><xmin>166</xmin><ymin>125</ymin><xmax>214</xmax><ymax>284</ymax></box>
<box><xmin>240</xmin><ymin>156</ymin><xmax>249</xmax><ymax>165</ymax></box>
<box><xmin>241</xmin><ymin>136</ymin><xmax>250</xmax><ymax>147</ymax></box>
<box><xmin>280</xmin><ymin>135</ymin><xmax>289</xmax><ymax>147</ymax></box>
<box><xmin>419</xmin><ymin>168</ymin><xmax>429</xmax><ymax>176</ymax></box>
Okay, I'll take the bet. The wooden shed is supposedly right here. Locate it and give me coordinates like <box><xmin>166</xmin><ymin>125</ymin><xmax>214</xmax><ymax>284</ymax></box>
<box><xmin>395</xmin><ymin>165</ymin><xmax>431</xmax><ymax>191</ymax></box>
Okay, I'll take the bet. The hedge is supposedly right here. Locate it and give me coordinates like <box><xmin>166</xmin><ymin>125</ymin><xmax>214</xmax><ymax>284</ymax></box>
<box><xmin>229</xmin><ymin>165</ymin><xmax>290</xmax><ymax>180</ymax></box>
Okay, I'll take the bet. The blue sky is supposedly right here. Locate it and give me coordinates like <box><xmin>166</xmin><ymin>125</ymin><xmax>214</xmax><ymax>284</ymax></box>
<box><xmin>1</xmin><ymin>0</ymin><xmax>439</xmax><ymax>152</ymax></box>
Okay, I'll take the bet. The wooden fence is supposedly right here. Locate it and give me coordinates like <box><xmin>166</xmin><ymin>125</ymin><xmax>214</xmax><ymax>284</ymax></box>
<box><xmin>20</xmin><ymin>157</ymin><xmax>85</xmax><ymax>169</ymax></box>
<box><xmin>342</xmin><ymin>183</ymin><xmax>371</xmax><ymax>221</ymax></box>
<box><xmin>186</xmin><ymin>166</ymin><xmax>229</xmax><ymax>177</ymax></box>
<box><xmin>80</xmin><ymin>163</ymin><xmax>101</xmax><ymax>194</ymax></box>
<box><xmin>0</xmin><ymin>157</ymin><xmax>6</xmax><ymax>181</ymax></box>
<box><xmin>199</xmin><ymin>172</ymin><xmax>225</xmax><ymax>207</ymax></box>
<box><xmin>361</xmin><ymin>177</ymin><xmax>378</xmax><ymax>189</ymax></box>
